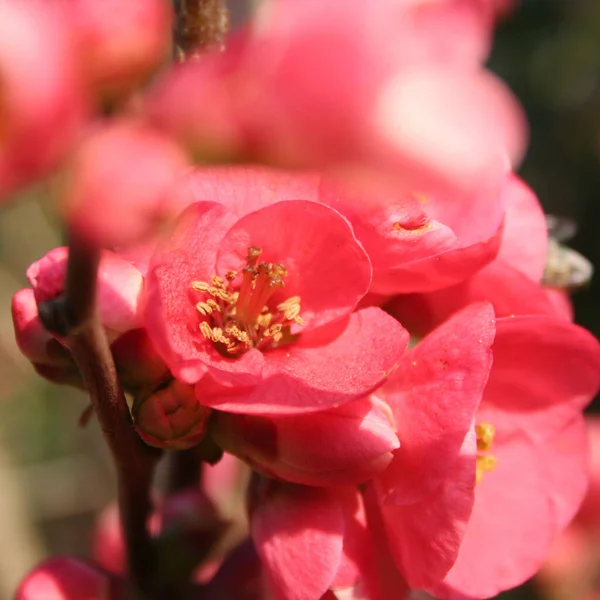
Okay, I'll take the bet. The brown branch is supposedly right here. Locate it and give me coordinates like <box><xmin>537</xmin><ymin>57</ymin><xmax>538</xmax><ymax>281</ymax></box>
<box><xmin>167</xmin><ymin>447</ymin><xmax>202</xmax><ymax>495</ymax></box>
<box><xmin>38</xmin><ymin>234</ymin><xmax>162</xmax><ymax>598</ymax></box>
<box><xmin>173</xmin><ymin>0</ymin><xmax>229</xmax><ymax>61</ymax></box>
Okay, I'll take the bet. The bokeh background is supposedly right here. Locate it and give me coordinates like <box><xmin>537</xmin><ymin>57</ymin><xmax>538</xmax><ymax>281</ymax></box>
<box><xmin>0</xmin><ymin>1</ymin><xmax>599</xmax><ymax>598</ymax></box>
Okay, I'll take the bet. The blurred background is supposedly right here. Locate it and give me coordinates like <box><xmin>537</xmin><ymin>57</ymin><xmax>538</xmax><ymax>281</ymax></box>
<box><xmin>0</xmin><ymin>0</ymin><xmax>599</xmax><ymax>598</ymax></box>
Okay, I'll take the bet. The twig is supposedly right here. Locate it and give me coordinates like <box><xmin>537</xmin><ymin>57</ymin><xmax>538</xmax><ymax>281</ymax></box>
<box><xmin>38</xmin><ymin>234</ymin><xmax>162</xmax><ymax>598</ymax></box>
<box><xmin>167</xmin><ymin>447</ymin><xmax>202</xmax><ymax>495</ymax></box>
<box><xmin>172</xmin><ymin>0</ymin><xmax>229</xmax><ymax>61</ymax></box>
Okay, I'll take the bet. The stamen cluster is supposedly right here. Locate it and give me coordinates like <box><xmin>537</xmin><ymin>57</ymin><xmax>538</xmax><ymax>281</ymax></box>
<box><xmin>191</xmin><ymin>247</ymin><xmax>304</xmax><ymax>356</ymax></box>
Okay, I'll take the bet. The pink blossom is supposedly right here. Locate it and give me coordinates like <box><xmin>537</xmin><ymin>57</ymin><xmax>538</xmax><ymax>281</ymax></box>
<box><xmin>167</xmin><ymin>165</ymin><xmax>510</xmax><ymax>294</ymax></box>
<box><xmin>148</xmin><ymin>0</ymin><xmax>526</xmax><ymax>194</ymax></box>
<box><xmin>368</xmin><ymin>303</ymin><xmax>495</xmax><ymax>589</ymax></box>
<box><xmin>15</xmin><ymin>557</ymin><xmax>118</xmax><ymax>600</ymax></box>
<box><xmin>62</xmin><ymin>122</ymin><xmax>189</xmax><ymax>248</ymax></box>
<box><xmin>0</xmin><ymin>1</ymin><xmax>87</xmax><ymax>201</ymax></box>
<box><xmin>248</xmin><ymin>478</ymin><xmax>410</xmax><ymax>600</ymax></box>
<box><xmin>429</xmin><ymin>315</ymin><xmax>600</xmax><ymax>598</ymax></box>
<box><xmin>383</xmin><ymin>285</ymin><xmax>600</xmax><ymax>596</ymax></box>
<box><xmin>210</xmin><ymin>395</ymin><xmax>399</xmax><ymax>486</ymax></box>
<box><xmin>386</xmin><ymin>174</ymin><xmax>562</xmax><ymax>326</ymax></box>
<box><xmin>143</xmin><ymin>199</ymin><xmax>408</xmax><ymax>414</ymax></box>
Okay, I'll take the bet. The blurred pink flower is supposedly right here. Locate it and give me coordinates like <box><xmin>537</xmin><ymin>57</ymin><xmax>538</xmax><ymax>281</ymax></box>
<box><xmin>66</xmin><ymin>0</ymin><xmax>171</xmax><ymax>102</ymax></box>
<box><xmin>143</xmin><ymin>199</ymin><xmax>408</xmax><ymax>414</ymax></box>
<box><xmin>62</xmin><ymin>122</ymin><xmax>189</xmax><ymax>248</ymax></box>
<box><xmin>167</xmin><ymin>165</ymin><xmax>510</xmax><ymax>294</ymax></box>
<box><xmin>148</xmin><ymin>0</ymin><xmax>526</xmax><ymax>195</ymax></box>
<box><xmin>15</xmin><ymin>557</ymin><xmax>119</xmax><ymax>600</ymax></box>
<box><xmin>0</xmin><ymin>1</ymin><xmax>87</xmax><ymax>201</ymax></box>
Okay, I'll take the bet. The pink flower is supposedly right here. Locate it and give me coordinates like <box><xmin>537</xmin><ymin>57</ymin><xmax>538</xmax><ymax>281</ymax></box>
<box><xmin>210</xmin><ymin>395</ymin><xmax>399</xmax><ymax>486</ymax></box>
<box><xmin>148</xmin><ymin>0</ymin><xmax>526</xmax><ymax>195</ymax></box>
<box><xmin>248</xmin><ymin>477</ymin><xmax>410</xmax><ymax>600</ymax></box>
<box><xmin>429</xmin><ymin>315</ymin><xmax>600</xmax><ymax>598</ymax></box>
<box><xmin>381</xmin><ymin>265</ymin><xmax>600</xmax><ymax>595</ymax></box>
<box><xmin>15</xmin><ymin>557</ymin><xmax>118</xmax><ymax>600</ymax></box>
<box><xmin>143</xmin><ymin>199</ymin><xmax>408</xmax><ymax>414</ymax></box>
<box><xmin>0</xmin><ymin>1</ymin><xmax>87</xmax><ymax>201</ymax></box>
<box><xmin>62</xmin><ymin>122</ymin><xmax>189</xmax><ymax>248</ymax></box>
<box><xmin>370</xmin><ymin>303</ymin><xmax>495</xmax><ymax>589</ymax></box>
<box><xmin>167</xmin><ymin>165</ymin><xmax>510</xmax><ymax>294</ymax></box>
<box><xmin>387</xmin><ymin>174</ymin><xmax>563</xmax><ymax>327</ymax></box>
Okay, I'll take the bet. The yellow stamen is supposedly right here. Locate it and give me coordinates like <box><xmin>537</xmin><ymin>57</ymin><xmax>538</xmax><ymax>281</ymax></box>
<box><xmin>190</xmin><ymin>247</ymin><xmax>304</xmax><ymax>357</ymax></box>
<box><xmin>476</xmin><ymin>422</ymin><xmax>496</xmax><ymax>452</ymax></box>
<box><xmin>475</xmin><ymin>422</ymin><xmax>498</xmax><ymax>483</ymax></box>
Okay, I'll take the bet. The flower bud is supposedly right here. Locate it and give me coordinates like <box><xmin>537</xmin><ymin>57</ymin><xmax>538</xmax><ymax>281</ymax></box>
<box><xmin>16</xmin><ymin>557</ymin><xmax>117</xmax><ymax>600</ymax></box>
<box><xmin>111</xmin><ymin>328</ymin><xmax>169</xmax><ymax>392</ymax></box>
<box><xmin>11</xmin><ymin>288</ymin><xmax>82</xmax><ymax>387</ymax></box>
<box><xmin>210</xmin><ymin>396</ymin><xmax>399</xmax><ymax>486</ymax></box>
<box><xmin>133</xmin><ymin>380</ymin><xmax>211</xmax><ymax>449</ymax></box>
<box><xmin>15</xmin><ymin>247</ymin><xmax>169</xmax><ymax>392</ymax></box>
<box><xmin>27</xmin><ymin>247</ymin><xmax>144</xmax><ymax>342</ymax></box>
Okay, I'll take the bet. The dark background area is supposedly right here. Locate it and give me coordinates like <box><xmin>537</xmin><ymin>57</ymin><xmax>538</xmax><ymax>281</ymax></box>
<box><xmin>491</xmin><ymin>1</ymin><xmax>600</xmax><ymax>597</ymax></box>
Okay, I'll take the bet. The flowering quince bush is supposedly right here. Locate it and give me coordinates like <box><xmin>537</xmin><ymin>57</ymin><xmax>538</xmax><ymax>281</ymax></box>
<box><xmin>3</xmin><ymin>1</ymin><xmax>600</xmax><ymax>599</ymax></box>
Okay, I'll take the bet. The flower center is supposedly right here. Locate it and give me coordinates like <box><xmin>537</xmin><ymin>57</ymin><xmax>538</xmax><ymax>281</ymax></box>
<box><xmin>475</xmin><ymin>422</ymin><xmax>497</xmax><ymax>484</ymax></box>
<box><xmin>190</xmin><ymin>246</ymin><xmax>304</xmax><ymax>357</ymax></box>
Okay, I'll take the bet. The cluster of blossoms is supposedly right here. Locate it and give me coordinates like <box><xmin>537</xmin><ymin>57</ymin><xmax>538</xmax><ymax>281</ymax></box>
<box><xmin>4</xmin><ymin>0</ymin><xmax>600</xmax><ymax>599</ymax></box>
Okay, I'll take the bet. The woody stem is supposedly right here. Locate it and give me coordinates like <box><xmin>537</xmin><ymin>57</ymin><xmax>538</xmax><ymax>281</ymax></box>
<box><xmin>37</xmin><ymin>233</ymin><xmax>162</xmax><ymax>598</ymax></box>
<box><xmin>172</xmin><ymin>0</ymin><xmax>229</xmax><ymax>61</ymax></box>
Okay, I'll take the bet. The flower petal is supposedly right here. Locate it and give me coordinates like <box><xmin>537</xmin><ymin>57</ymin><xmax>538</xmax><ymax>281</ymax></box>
<box><xmin>497</xmin><ymin>174</ymin><xmax>548</xmax><ymax>282</ymax></box>
<box><xmin>211</xmin><ymin>395</ymin><xmax>399</xmax><ymax>486</ymax></box>
<box><xmin>201</xmin><ymin>308</ymin><xmax>409</xmax><ymax>414</ymax></box>
<box><xmin>143</xmin><ymin>201</ymin><xmax>242</xmax><ymax>383</ymax></box>
<box><xmin>377</xmin><ymin>429</ymin><xmax>477</xmax><ymax>589</ymax></box>
<box><xmin>377</xmin><ymin>303</ymin><xmax>495</xmax><ymax>504</ymax></box>
<box><xmin>250</xmin><ymin>481</ymin><xmax>345</xmax><ymax>600</ymax></box>
<box><xmin>432</xmin><ymin>416</ymin><xmax>588</xmax><ymax>599</ymax></box>
<box><xmin>216</xmin><ymin>200</ymin><xmax>372</xmax><ymax>330</ymax></box>
<box><xmin>485</xmin><ymin>315</ymin><xmax>600</xmax><ymax>438</ymax></box>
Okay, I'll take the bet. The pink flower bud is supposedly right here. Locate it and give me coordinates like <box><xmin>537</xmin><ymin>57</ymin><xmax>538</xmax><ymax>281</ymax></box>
<box><xmin>11</xmin><ymin>288</ymin><xmax>82</xmax><ymax>386</ymax></box>
<box><xmin>16</xmin><ymin>557</ymin><xmax>117</xmax><ymax>600</ymax></box>
<box><xmin>133</xmin><ymin>380</ymin><xmax>211</xmax><ymax>449</ymax></box>
<box><xmin>111</xmin><ymin>328</ymin><xmax>169</xmax><ymax>392</ymax></box>
<box><xmin>27</xmin><ymin>247</ymin><xmax>144</xmax><ymax>341</ymax></box>
<box><xmin>68</xmin><ymin>0</ymin><xmax>171</xmax><ymax>102</ymax></box>
<box><xmin>62</xmin><ymin>122</ymin><xmax>188</xmax><ymax>247</ymax></box>
<box><xmin>210</xmin><ymin>396</ymin><xmax>399</xmax><ymax>486</ymax></box>
<box><xmin>15</xmin><ymin>247</ymin><xmax>168</xmax><ymax>392</ymax></box>
<box><xmin>0</xmin><ymin>2</ymin><xmax>86</xmax><ymax>201</ymax></box>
